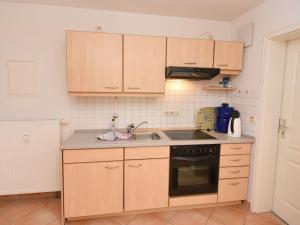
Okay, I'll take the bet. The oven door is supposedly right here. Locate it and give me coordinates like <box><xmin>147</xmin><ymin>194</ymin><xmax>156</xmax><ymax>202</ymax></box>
<box><xmin>169</xmin><ymin>156</ymin><xmax>219</xmax><ymax>196</ymax></box>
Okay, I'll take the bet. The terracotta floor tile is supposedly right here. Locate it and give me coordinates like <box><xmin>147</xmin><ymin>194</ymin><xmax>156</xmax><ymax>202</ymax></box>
<box><xmin>0</xmin><ymin>198</ymin><xmax>44</xmax><ymax>222</ymax></box>
<box><xmin>206</xmin><ymin>218</ymin><xmax>225</xmax><ymax>225</ymax></box>
<box><xmin>87</xmin><ymin>217</ymin><xmax>120</xmax><ymax>225</ymax></box>
<box><xmin>0</xmin><ymin>213</ymin><xmax>11</xmax><ymax>225</ymax></box>
<box><xmin>128</xmin><ymin>214</ymin><xmax>166</xmax><ymax>225</ymax></box>
<box><xmin>14</xmin><ymin>207</ymin><xmax>57</xmax><ymax>225</ymax></box>
<box><xmin>194</xmin><ymin>207</ymin><xmax>216</xmax><ymax>217</ymax></box>
<box><xmin>47</xmin><ymin>219</ymin><xmax>62</xmax><ymax>225</ymax></box>
<box><xmin>109</xmin><ymin>214</ymin><xmax>137</xmax><ymax>225</ymax></box>
<box><xmin>245</xmin><ymin>212</ymin><xmax>286</xmax><ymax>225</ymax></box>
<box><xmin>67</xmin><ymin>220</ymin><xmax>88</xmax><ymax>225</ymax></box>
<box><xmin>150</xmin><ymin>210</ymin><xmax>177</xmax><ymax>222</ymax></box>
<box><xmin>169</xmin><ymin>210</ymin><xmax>208</xmax><ymax>225</ymax></box>
<box><xmin>211</xmin><ymin>206</ymin><xmax>246</xmax><ymax>225</ymax></box>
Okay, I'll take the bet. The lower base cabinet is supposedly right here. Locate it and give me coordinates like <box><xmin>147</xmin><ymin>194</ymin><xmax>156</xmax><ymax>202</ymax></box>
<box><xmin>218</xmin><ymin>178</ymin><xmax>248</xmax><ymax>202</ymax></box>
<box><xmin>64</xmin><ymin>161</ymin><xmax>123</xmax><ymax>218</ymax></box>
<box><xmin>124</xmin><ymin>158</ymin><xmax>169</xmax><ymax>211</ymax></box>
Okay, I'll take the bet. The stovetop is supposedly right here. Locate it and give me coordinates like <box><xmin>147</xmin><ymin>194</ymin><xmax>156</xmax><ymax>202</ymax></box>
<box><xmin>164</xmin><ymin>129</ymin><xmax>216</xmax><ymax>140</ymax></box>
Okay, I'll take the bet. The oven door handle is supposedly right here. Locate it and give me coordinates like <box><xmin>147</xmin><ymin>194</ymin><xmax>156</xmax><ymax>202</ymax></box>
<box><xmin>171</xmin><ymin>156</ymin><xmax>219</xmax><ymax>162</ymax></box>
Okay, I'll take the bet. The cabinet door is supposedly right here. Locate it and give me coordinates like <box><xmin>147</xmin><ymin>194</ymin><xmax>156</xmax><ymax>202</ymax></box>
<box><xmin>124</xmin><ymin>159</ymin><xmax>169</xmax><ymax>211</ymax></box>
<box><xmin>218</xmin><ymin>178</ymin><xmax>248</xmax><ymax>202</ymax></box>
<box><xmin>167</xmin><ymin>38</ymin><xmax>214</xmax><ymax>68</ymax></box>
<box><xmin>67</xmin><ymin>31</ymin><xmax>122</xmax><ymax>93</ymax></box>
<box><xmin>64</xmin><ymin>161</ymin><xmax>123</xmax><ymax>218</ymax></box>
<box><xmin>124</xmin><ymin>35</ymin><xmax>166</xmax><ymax>93</ymax></box>
<box><xmin>214</xmin><ymin>41</ymin><xmax>244</xmax><ymax>71</ymax></box>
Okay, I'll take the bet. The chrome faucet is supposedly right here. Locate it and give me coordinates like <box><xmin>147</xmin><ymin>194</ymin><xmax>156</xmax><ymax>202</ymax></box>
<box><xmin>127</xmin><ymin>121</ymin><xmax>148</xmax><ymax>134</ymax></box>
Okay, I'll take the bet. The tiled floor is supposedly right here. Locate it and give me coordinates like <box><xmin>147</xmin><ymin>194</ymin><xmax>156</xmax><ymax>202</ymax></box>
<box><xmin>0</xmin><ymin>196</ymin><xmax>287</xmax><ymax>225</ymax></box>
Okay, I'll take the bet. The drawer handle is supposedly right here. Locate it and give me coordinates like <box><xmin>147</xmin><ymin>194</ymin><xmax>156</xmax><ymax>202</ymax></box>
<box><xmin>230</xmin><ymin>147</ymin><xmax>242</xmax><ymax>150</ymax></box>
<box><xmin>228</xmin><ymin>182</ymin><xmax>240</xmax><ymax>186</ymax></box>
<box><xmin>229</xmin><ymin>170</ymin><xmax>241</xmax><ymax>174</ymax></box>
<box><xmin>128</xmin><ymin>164</ymin><xmax>143</xmax><ymax>168</ymax></box>
<box><xmin>217</xmin><ymin>64</ymin><xmax>229</xmax><ymax>66</ymax></box>
<box><xmin>184</xmin><ymin>62</ymin><xmax>197</xmax><ymax>65</ymax></box>
<box><xmin>230</xmin><ymin>158</ymin><xmax>242</xmax><ymax>162</ymax></box>
<box><xmin>105</xmin><ymin>86</ymin><xmax>119</xmax><ymax>89</ymax></box>
<box><xmin>127</xmin><ymin>87</ymin><xmax>141</xmax><ymax>90</ymax></box>
<box><xmin>105</xmin><ymin>165</ymin><xmax>119</xmax><ymax>169</ymax></box>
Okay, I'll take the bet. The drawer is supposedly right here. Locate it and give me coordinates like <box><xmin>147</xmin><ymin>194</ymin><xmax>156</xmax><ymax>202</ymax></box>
<box><xmin>63</xmin><ymin>148</ymin><xmax>123</xmax><ymax>163</ymax></box>
<box><xmin>169</xmin><ymin>194</ymin><xmax>217</xmax><ymax>207</ymax></box>
<box><xmin>218</xmin><ymin>178</ymin><xmax>248</xmax><ymax>202</ymax></box>
<box><xmin>220</xmin><ymin>155</ymin><xmax>250</xmax><ymax>167</ymax></box>
<box><xmin>125</xmin><ymin>146</ymin><xmax>169</xmax><ymax>160</ymax></box>
<box><xmin>219</xmin><ymin>166</ymin><xmax>249</xmax><ymax>179</ymax></box>
<box><xmin>221</xmin><ymin>144</ymin><xmax>251</xmax><ymax>155</ymax></box>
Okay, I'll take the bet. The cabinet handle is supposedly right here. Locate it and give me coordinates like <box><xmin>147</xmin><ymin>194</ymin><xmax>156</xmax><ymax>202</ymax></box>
<box><xmin>217</xmin><ymin>64</ymin><xmax>229</xmax><ymax>66</ymax></box>
<box><xmin>105</xmin><ymin>165</ymin><xmax>119</xmax><ymax>169</ymax></box>
<box><xmin>230</xmin><ymin>147</ymin><xmax>242</xmax><ymax>150</ymax></box>
<box><xmin>230</xmin><ymin>158</ymin><xmax>242</xmax><ymax>162</ymax></box>
<box><xmin>105</xmin><ymin>86</ymin><xmax>119</xmax><ymax>89</ymax></box>
<box><xmin>128</xmin><ymin>164</ymin><xmax>143</xmax><ymax>168</ymax></box>
<box><xmin>127</xmin><ymin>87</ymin><xmax>141</xmax><ymax>90</ymax></box>
<box><xmin>228</xmin><ymin>182</ymin><xmax>240</xmax><ymax>186</ymax></box>
<box><xmin>184</xmin><ymin>62</ymin><xmax>197</xmax><ymax>65</ymax></box>
<box><xmin>229</xmin><ymin>170</ymin><xmax>241</xmax><ymax>174</ymax></box>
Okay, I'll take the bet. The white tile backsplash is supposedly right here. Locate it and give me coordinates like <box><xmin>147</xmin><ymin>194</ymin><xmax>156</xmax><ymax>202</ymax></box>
<box><xmin>70</xmin><ymin>80</ymin><xmax>228</xmax><ymax>130</ymax></box>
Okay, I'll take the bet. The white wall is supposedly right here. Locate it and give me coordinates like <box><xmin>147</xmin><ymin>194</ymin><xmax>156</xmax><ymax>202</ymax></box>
<box><xmin>229</xmin><ymin>0</ymin><xmax>300</xmax><ymax>211</ymax></box>
<box><xmin>0</xmin><ymin>2</ymin><xmax>231</xmax><ymax>138</ymax></box>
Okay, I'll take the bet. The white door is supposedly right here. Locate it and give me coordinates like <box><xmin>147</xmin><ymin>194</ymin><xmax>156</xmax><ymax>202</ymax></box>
<box><xmin>273</xmin><ymin>38</ymin><xmax>300</xmax><ymax>225</ymax></box>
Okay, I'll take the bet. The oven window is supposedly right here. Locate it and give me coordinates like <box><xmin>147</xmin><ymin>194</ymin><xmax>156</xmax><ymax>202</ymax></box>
<box><xmin>178</xmin><ymin>166</ymin><xmax>210</xmax><ymax>186</ymax></box>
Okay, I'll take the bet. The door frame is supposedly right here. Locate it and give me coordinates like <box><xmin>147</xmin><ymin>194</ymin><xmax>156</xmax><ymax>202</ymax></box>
<box><xmin>251</xmin><ymin>24</ymin><xmax>300</xmax><ymax>213</ymax></box>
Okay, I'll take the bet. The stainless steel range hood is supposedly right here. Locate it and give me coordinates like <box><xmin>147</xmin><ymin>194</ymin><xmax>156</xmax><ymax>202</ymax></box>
<box><xmin>165</xmin><ymin>66</ymin><xmax>220</xmax><ymax>80</ymax></box>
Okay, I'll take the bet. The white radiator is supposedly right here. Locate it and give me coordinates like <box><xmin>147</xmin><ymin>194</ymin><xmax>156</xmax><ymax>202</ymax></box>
<box><xmin>0</xmin><ymin>120</ymin><xmax>60</xmax><ymax>195</ymax></box>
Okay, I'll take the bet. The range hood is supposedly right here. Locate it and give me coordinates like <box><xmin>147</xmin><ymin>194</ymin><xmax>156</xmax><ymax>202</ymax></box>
<box><xmin>165</xmin><ymin>66</ymin><xmax>220</xmax><ymax>80</ymax></box>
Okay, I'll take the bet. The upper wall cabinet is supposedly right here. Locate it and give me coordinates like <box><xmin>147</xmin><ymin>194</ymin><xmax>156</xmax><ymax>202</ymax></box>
<box><xmin>214</xmin><ymin>41</ymin><xmax>244</xmax><ymax>75</ymax></box>
<box><xmin>123</xmin><ymin>35</ymin><xmax>166</xmax><ymax>93</ymax></box>
<box><xmin>66</xmin><ymin>31</ymin><xmax>123</xmax><ymax>93</ymax></box>
<box><xmin>166</xmin><ymin>38</ymin><xmax>214</xmax><ymax>68</ymax></box>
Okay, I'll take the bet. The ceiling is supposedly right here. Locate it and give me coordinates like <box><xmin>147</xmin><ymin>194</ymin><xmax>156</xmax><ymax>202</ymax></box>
<box><xmin>1</xmin><ymin>0</ymin><xmax>267</xmax><ymax>21</ymax></box>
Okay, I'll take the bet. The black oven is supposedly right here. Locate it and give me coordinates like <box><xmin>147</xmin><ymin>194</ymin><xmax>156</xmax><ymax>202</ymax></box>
<box><xmin>169</xmin><ymin>144</ymin><xmax>220</xmax><ymax>196</ymax></box>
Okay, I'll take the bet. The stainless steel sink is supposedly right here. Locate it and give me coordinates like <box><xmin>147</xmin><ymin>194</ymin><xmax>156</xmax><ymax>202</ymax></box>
<box><xmin>130</xmin><ymin>132</ymin><xmax>161</xmax><ymax>141</ymax></box>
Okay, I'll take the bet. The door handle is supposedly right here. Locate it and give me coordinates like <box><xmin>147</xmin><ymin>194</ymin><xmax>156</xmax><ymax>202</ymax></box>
<box><xmin>230</xmin><ymin>158</ymin><xmax>242</xmax><ymax>162</ymax></box>
<box><xmin>217</xmin><ymin>64</ymin><xmax>228</xmax><ymax>66</ymax></box>
<box><xmin>128</xmin><ymin>164</ymin><xmax>143</xmax><ymax>168</ymax></box>
<box><xmin>279</xmin><ymin>118</ymin><xmax>289</xmax><ymax>138</ymax></box>
<box><xmin>127</xmin><ymin>87</ymin><xmax>141</xmax><ymax>90</ymax></box>
<box><xmin>229</xmin><ymin>170</ymin><xmax>241</xmax><ymax>174</ymax></box>
<box><xmin>230</xmin><ymin>147</ymin><xmax>242</xmax><ymax>150</ymax></box>
<box><xmin>184</xmin><ymin>62</ymin><xmax>197</xmax><ymax>65</ymax></box>
<box><xmin>228</xmin><ymin>182</ymin><xmax>240</xmax><ymax>186</ymax></box>
<box><xmin>105</xmin><ymin>165</ymin><xmax>119</xmax><ymax>169</ymax></box>
<box><xmin>105</xmin><ymin>86</ymin><xmax>119</xmax><ymax>89</ymax></box>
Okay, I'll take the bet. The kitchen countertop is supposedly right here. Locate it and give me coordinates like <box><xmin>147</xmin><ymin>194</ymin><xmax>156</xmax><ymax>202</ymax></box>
<box><xmin>62</xmin><ymin>128</ymin><xmax>255</xmax><ymax>150</ymax></box>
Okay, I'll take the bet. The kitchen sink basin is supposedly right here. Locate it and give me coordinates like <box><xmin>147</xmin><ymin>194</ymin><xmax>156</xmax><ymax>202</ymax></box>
<box><xmin>130</xmin><ymin>132</ymin><xmax>161</xmax><ymax>141</ymax></box>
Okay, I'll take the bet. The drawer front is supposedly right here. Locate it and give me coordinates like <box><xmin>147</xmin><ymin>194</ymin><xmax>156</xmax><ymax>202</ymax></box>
<box><xmin>219</xmin><ymin>167</ymin><xmax>249</xmax><ymax>179</ymax></box>
<box><xmin>221</xmin><ymin>144</ymin><xmax>251</xmax><ymax>155</ymax></box>
<box><xmin>218</xmin><ymin>178</ymin><xmax>248</xmax><ymax>202</ymax></box>
<box><xmin>220</xmin><ymin>155</ymin><xmax>250</xmax><ymax>167</ymax></box>
<box><xmin>63</xmin><ymin>148</ymin><xmax>123</xmax><ymax>163</ymax></box>
<box><xmin>125</xmin><ymin>146</ymin><xmax>169</xmax><ymax>160</ymax></box>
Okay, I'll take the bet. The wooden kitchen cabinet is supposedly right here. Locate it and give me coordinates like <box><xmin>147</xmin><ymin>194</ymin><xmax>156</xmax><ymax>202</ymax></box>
<box><xmin>167</xmin><ymin>38</ymin><xmax>214</xmax><ymax>68</ymax></box>
<box><xmin>64</xmin><ymin>161</ymin><xmax>123</xmax><ymax>218</ymax></box>
<box><xmin>124</xmin><ymin>158</ymin><xmax>169</xmax><ymax>211</ymax></box>
<box><xmin>218</xmin><ymin>178</ymin><xmax>248</xmax><ymax>202</ymax></box>
<box><xmin>214</xmin><ymin>41</ymin><xmax>244</xmax><ymax>75</ymax></box>
<box><xmin>123</xmin><ymin>35</ymin><xmax>166</xmax><ymax>93</ymax></box>
<box><xmin>66</xmin><ymin>31</ymin><xmax>123</xmax><ymax>93</ymax></box>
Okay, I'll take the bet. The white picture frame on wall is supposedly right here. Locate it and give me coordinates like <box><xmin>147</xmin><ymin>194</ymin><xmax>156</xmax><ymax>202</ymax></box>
<box><xmin>7</xmin><ymin>60</ymin><xmax>36</xmax><ymax>95</ymax></box>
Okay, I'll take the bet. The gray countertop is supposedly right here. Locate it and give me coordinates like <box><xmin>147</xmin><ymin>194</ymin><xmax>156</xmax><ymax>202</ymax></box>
<box><xmin>62</xmin><ymin>128</ymin><xmax>255</xmax><ymax>150</ymax></box>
